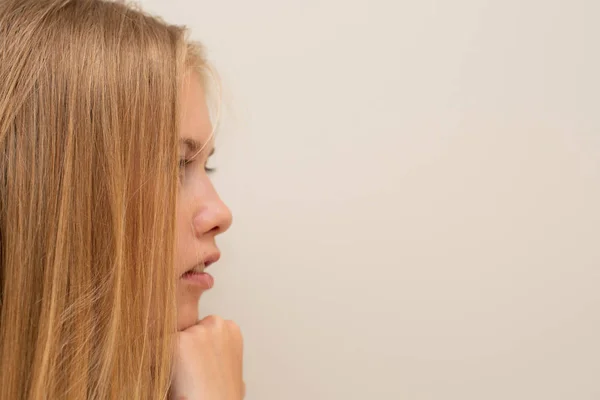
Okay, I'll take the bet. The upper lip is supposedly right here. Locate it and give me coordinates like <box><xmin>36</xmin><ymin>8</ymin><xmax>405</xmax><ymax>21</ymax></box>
<box><xmin>203</xmin><ymin>252</ymin><xmax>220</xmax><ymax>268</ymax></box>
<box><xmin>182</xmin><ymin>251</ymin><xmax>221</xmax><ymax>276</ymax></box>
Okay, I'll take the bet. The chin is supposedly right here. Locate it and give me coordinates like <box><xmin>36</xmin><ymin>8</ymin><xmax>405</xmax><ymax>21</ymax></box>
<box><xmin>176</xmin><ymin>292</ymin><xmax>204</xmax><ymax>331</ymax></box>
<box><xmin>177</xmin><ymin>310</ymin><xmax>199</xmax><ymax>331</ymax></box>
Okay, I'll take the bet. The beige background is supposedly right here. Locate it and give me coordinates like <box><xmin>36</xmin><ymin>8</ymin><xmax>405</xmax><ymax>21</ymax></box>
<box><xmin>141</xmin><ymin>0</ymin><xmax>599</xmax><ymax>398</ymax></box>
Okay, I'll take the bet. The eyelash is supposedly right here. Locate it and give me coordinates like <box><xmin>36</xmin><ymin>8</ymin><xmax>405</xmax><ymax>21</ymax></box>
<box><xmin>179</xmin><ymin>158</ymin><xmax>215</xmax><ymax>173</ymax></box>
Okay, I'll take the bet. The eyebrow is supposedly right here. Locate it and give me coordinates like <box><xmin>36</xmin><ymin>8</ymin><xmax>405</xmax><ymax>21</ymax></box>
<box><xmin>180</xmin><ymin>138</ymin><xmax>215</xmax><ymax>157</ymax></box>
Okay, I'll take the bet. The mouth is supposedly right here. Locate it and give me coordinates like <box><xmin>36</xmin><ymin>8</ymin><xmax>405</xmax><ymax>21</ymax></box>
<box><xmin>180</xmin><ymin>252</ymin><xmax>220</xmax><ymax>289</ymax></box>
<box><xmin>181</xmin><ymin>252</ymin><xmax>220</xmax><ymax>275</ymax></box>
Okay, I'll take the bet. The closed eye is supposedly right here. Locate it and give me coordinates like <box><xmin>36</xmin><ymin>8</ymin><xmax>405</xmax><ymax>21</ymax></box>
<box><xmin>179</xmin><ymin>158</ymin><xmax>192</xmax><ymax>169</ymax></box>
<box><xmin>179</xmin><ymin>158</ymin><xmax>216</xmax><ymax>174</ymax></box>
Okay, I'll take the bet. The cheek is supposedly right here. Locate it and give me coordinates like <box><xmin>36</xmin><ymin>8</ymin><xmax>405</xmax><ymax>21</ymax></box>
<box><xmin>175</xmin><ymin>197</ymin><xmax>192</xmax><ymax>271</ymax></box>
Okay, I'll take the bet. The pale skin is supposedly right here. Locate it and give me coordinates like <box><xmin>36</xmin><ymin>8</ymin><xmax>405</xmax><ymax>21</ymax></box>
<box><xmin>171</xmin><ymin>71</ymin><xmax>244</xmax><ymax>399</ymax></box>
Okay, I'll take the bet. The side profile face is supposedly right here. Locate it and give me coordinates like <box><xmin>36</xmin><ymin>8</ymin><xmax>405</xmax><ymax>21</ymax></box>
<box><xmin>175</xmin><ymin>72</ymin><xmax>232</xmax><ymax>331</ymax></box>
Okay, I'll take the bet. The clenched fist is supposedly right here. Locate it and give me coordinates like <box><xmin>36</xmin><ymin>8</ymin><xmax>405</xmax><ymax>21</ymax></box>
<box><xmin>171</xmin><ymin>315</ymin><xmax>245</xmax><ymax>400</ymax></box>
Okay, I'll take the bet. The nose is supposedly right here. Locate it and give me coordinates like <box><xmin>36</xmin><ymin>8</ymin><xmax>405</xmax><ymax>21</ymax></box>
<box><xmin>192</xmin><ymin>189</ymin><xmax>233</xmax><ymax>237</ymax></box>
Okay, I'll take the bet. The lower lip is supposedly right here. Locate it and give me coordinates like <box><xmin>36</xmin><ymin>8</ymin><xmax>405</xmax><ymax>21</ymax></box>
<box><xmin>181</xmin><ymin>271</ymin><xmax>214</xmax><ymax>289</ymax></box>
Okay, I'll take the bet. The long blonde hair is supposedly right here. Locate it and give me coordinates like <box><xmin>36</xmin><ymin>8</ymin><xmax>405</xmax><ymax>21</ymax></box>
<box><xmin>0</xmin><ymin>0</ymin><xmax>208</xmax><ymax>398</ymax></box>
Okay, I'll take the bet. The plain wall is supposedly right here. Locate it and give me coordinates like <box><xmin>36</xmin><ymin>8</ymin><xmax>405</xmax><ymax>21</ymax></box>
<box><xmin>140</xmin><ymin>0</ymin><xmax>600</xmax><ymax>398</ymax></box>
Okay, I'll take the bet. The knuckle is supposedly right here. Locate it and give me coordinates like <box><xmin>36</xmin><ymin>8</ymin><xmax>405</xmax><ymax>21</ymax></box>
<box><xmin>226</xmin><ymin>319</ymin><xmax>240</xmax><ymax>332</ymax></box>
<box><xmin>201</xmin><ymin>315</ymin><xmax>228</xmax><ymax>336</ymax></box>
<box><xmin>202</xmin><ymin>314</ymin><xmax>221</xmax><ymax>326</ymax></box>
<box><xmin>225</xmin><ymin>319</ymin><xmax>238</xmax><ymax>329</ymax></box>
<box><xmin>226</xmin><ymin>320</ymin><xmax>243</xmax><ymax>342</ymax></box>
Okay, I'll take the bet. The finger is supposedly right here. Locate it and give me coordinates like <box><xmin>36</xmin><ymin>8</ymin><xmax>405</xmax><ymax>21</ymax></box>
<box><xmin>199</xmin><ymin>314</ymin><xmax>221</xmax><ymax>326</ymax></box>
<box><xmin>226</xmin><ymin>320</ymin><xmax>243</xmax><ymax>349</ymax></box>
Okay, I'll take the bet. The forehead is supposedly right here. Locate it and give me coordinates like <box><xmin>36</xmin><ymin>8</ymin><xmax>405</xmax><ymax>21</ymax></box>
<box><xmin>180</xmin><ymin>72</ymin><xmax>213</xmax><ymax>147</ymax></box>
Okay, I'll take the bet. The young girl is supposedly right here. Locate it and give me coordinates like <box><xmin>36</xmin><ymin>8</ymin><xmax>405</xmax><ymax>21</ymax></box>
<box><xmin>0</xmin><ymin>0</ymin><xmax>243</xmax><ymax>398</ymax></box>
